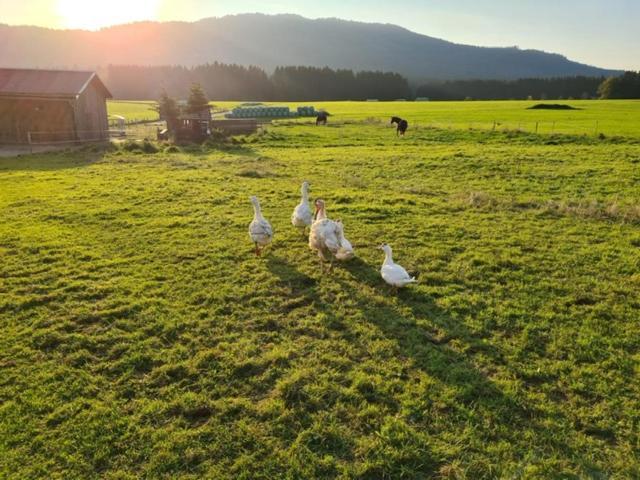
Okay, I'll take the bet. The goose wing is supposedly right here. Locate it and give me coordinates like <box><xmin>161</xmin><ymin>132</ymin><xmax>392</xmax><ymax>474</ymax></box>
<box><xmin>292</xmin><ymin>202</ymin><xmax>313</xmax><ymax>227</ymax></box>
<box><xmin>335</xmin><ymin>235</ymin><xmax>354</xmax><ymax>260</ymax></box>
<box><xmin>381</xmin><ymin>263</ymin><xmax>413</xmax><ymax>285</ymax></box>
<box><xmin>309</xmin><ymin>219</ymin><xmax>340</xmax><ymax>252</ymax></box>
<box><xmin>250</xmin><ymin>218</ymin><xmax>273</xmax><ymax>240</ymax></box>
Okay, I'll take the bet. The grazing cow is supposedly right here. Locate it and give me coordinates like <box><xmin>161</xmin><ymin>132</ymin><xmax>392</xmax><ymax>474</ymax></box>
<box><xmin>316</xmin><ymin>111</ymin><xmax>329</xmax><ymax>125</ymax></box>
<box><xmin>391</xmin><ymin>116</ymin><xmax>408</xmax><ymax>136</ymax></box>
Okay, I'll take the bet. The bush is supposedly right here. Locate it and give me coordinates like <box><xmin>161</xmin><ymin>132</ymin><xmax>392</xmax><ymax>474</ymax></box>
<box><xmin>120</xmin><ymin>139</ymin><xmax>159</xmax><ymax>154</ymax></box>
<box><xmin>202</xmin><ymin>129</ymin><xmax>230</xmax><ymax>149</ymax></box>
<box><xmin>598</xmin><ymin>71</ymin><xmax>640</xmax><ymax>99</ymax></box>
<box><xmin>141</xmin><ymin>140</ymin><xmax>159</xmax><ymax>154</ymax></box>
<box><xmin>122</xmin><ymin>140</ymin><xmax>142</xmax><ymax>152</ymax></box>
<box><xmin>209</xmin><ymin>129</ymin><xmax>228</xmax><ymax>143</ymax></box>
<box><xmin>105</xmin><ymin>141</ymin><xmax>120</xmax><ymax>152</ymax></box>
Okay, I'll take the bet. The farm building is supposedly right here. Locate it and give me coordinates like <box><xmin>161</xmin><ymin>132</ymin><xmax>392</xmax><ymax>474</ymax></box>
<box><xmin>174</xmin><ymin>105</ymin><xmax>213</xmax><ymax>143</ymax></box>
<box><xmin>0</xmin><ymin>68</ymin><xmax>112</xmax><ymax>144</ymax></box>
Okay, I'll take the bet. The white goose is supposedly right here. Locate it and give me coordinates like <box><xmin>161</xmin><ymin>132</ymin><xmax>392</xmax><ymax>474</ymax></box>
<box><xmin>379</xmin><ymin>244</ymin><xmax>416</xmax><ymax>291</ymax></box>
<box><xmin>309</xmin><ymin>199</ymin><xmax>354</xmax><ymax>271</ymax></box>
<box><xmin>248</xmin><ymin>196</ymin><xmax>273</xmax><ymax>256</ymax></box>
<box><xmin>291</xmin><ymin>181</ymin><xmax>313</xmax><ymax>236</ymax></box>
<box><xmin>335</xmin><ymin>220</ymin><xmax>355</xmax><ymax>261</ymax></box>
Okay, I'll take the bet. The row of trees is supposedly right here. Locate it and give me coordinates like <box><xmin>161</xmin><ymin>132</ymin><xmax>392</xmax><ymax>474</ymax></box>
<box><xmin>598</xmin><ymin>71</ymin><xmax>640</xmax><ymax>99</ymax></box>
<box><xmin>415</xmin><ymin>76</ymin><xmax>606</xmax><ymax>101</ymax></box>
<box><xmin>102</xmin><ymin>63</ymin><xmax>411</xmax><ymax>101</ymax></box>
<box><xmin>271</xmin><ymin>67</ymin><xmax>411</xmax><ymax>101</ymax></box>
<box><xmin>102</xmin><ymin>63</ymin><xmax>639</xmax><ymax>101</ymax></box>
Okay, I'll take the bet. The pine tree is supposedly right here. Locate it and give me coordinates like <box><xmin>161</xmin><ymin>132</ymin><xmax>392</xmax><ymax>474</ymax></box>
<box><xmin>155</xmin><ymin>90</ymin><xmax>180</xmax><ymax>129</ymax></box>
<box><xmin>186</xmin><ymin>83</ymin><xmax>209</xmax><ymax>113</ymax></box>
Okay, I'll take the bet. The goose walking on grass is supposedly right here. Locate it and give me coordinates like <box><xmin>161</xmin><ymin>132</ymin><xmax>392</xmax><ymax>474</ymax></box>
<box><xmin>291</xmin><ymin>181</ymin><xmax>313</xmax><ymax>237</ymax></box>
<box><xmin>334</xmin><ymin>220</ymin><xmax>355</xmax><ymax>261</ymax></box>
<box><xmin>249</xmin><ymin>196</ymin><xmax>273</xmax><ymax>256</ymax></box>
<box><xmin>379</xmin><ymin>244</ymin><xmax>416</xmax><ymax>291</ymax></box>
<box><xmin>309</xmin><ymin>199</ymin><xmax>354</xmax><ymax>272</ymax></box>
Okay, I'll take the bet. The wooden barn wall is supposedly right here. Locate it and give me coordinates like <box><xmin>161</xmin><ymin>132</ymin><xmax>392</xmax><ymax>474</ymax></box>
<box><xmin>0</xmin><ymin>98</ymin><xmax>75</xmax><ymax>144</ymax></box>
<box><xmin>74</xmin><ymin>80</ymin><xmax>109</xmax><ymax>141</ymax></box>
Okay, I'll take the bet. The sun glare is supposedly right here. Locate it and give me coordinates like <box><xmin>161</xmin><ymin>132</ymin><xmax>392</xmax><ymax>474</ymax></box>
<box><xmin>57</xmin><ymin>0</ymin><xmax>161</xmax><ymax>30</ymax></box>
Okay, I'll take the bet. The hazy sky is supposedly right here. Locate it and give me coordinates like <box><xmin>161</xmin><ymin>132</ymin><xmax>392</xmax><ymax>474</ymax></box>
<box><xmin>2</xmin><ymin>0</ymin><xmax>638</xmax><ymax>70</ymax></box>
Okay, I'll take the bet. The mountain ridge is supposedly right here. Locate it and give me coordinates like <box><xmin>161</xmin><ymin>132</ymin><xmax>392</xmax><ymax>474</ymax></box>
<box><xmin>0</xmin><ymin>13</ymin><xmax>620</xmax><ymax>81</ymax></box>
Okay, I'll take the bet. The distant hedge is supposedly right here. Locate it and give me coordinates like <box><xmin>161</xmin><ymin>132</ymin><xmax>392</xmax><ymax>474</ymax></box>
<box><xmin>598</xmin><ymin>71</ymin><xmax>640</xmax><ymax>99</ymax></box>
<box><xmin>415</xmin><ymin>76</ymin><xmax>605</xmax><ymax>101</ymax></box>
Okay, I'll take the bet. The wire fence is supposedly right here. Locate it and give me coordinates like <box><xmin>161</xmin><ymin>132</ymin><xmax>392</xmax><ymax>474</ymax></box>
<box><xmin>417</xmin><ymin>120</ymin><xmax>605</xmax><ymax>136</ymax></box>
<box><xmin>109</xmin><ymin>117</ymin><xmax>161</xmax><ymax>127</ymax></box>
<box><xmin>2</xmin><ymin>117</ymin><xmax>623</xmax><ymax>154</ymax></box>
<box><xmin>23</xmin><ymin>122</ymin><xmax>166</xmax><ymax>146</ymax></box>
<box><xmin>121</xmin><ymin>122</ymin><xmax>165</xmax><ymax>140</ymax></box>
<box><xmin>277</xmin><ymin>115</ymin><xmax>620</xmax><ymax>138</ymax></box>
<box><xmin>27</xmin><ymin>130</ymin><xmax>111</xmax><ymax>145</ymax></box>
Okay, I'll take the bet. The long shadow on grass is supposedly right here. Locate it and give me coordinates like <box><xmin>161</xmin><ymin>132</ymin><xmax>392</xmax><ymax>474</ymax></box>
<box><xmin>0</xmin><ymin>143</ymin><xmax>262</xmax><ymax>173</ymax></box>
<box><xmin>340</xmin><ymin>258</ymin><xmax>587</xmax><ymax>464</ymax></box>
<box><xmin>268</xmin><ymin>255</ymin><xmax>581</xmax><ymax>466</ymax></box>
<box><xmin>188</xmin><ymin>143</ymin><xmax>260</xmax><ymax>157</ymax></box>
<box><xmin>0</xmin><ymin>148</ymin><xmax>109</xmax><ymax>172</ymax></box>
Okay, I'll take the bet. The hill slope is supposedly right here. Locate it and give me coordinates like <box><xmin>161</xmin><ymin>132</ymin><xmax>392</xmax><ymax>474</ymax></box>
<box><xmin>0</xmin><ymin>14</ymin><xmax>619</xmax><ymax>81</ymax></box>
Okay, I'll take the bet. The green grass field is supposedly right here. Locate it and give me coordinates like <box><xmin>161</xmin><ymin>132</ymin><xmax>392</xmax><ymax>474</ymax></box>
<box><xmin>108</xmin><ymin>101</ymin><xmax>159</xmax><ymax>123</ymax></box>
<box><xmin>1</xmin><ymin>113</ymin><xmax>640</xmax><ymax>478</ymax></box>
<box><xmin>109</xmin><ymin>99</ymin><xmax>640</xmax><ymax>137</ymax></box>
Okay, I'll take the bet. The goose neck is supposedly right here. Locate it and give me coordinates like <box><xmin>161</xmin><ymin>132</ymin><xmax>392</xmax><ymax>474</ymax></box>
<box><xmin>315</xmin><ymin>207</ymin><xmax>326</xmax><ymax>220</ymax></box>
<box><xmin>252</xmin><ymin>200</ymin><xmax>263</xmax><ymax>219</ymax></box>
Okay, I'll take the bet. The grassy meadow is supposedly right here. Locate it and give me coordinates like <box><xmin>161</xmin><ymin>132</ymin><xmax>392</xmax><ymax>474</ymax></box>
<box><xmin>108</xmin><ymin>101</ymin><xmax>159</xmax><ymax>123</ymax></box>
<box><xmin>108</xmin><ymin>98</ymin><xmax>640</xmax><ymax>137</ymax></box>
<box><xmin>1</xmin><ymin>110</ymin><xmax>640</xmax><ymax>478</ymax></box>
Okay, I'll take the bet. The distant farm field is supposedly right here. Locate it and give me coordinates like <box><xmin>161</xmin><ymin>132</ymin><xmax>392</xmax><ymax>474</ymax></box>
<box><xmin>108</xmin><ymin>100</ymin><xmax>158</xmax><ymax>122</ymax></box>
<box><xmin>1</xmin><ymin>112</ymin><xmax>640</xmax><ymax>478</ymax></box>
<box><xmin>108</xmin><ymin>99</ymin><xmax>640</xmax><ymax>137</ymax></box>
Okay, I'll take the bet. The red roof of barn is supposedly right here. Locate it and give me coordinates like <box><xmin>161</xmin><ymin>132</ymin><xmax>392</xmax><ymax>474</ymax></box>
<box><xmin>0</xmin><ymin>68</ymin><xmax>112</xmax><ymax>99</ymax></box>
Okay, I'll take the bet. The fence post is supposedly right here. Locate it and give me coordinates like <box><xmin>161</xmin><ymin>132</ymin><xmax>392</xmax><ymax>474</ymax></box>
<box><xmin>551</xmin><ymin>122</ymin><xmax>556</xmax><ymax>134</ymax></box>
<box><xmin>27</xmin><ymin>131</ymin><xmax>32</xmax><ymax>154</ymax></box>
<box><xmin>535</xmin><ymin>122</ymin><xmax>539</xmax><ymax>134</ymax></box>
<box><xmin>594</xmin><ymin>121</ymin><xmax>599</xmax><ymax>136</ymax></box>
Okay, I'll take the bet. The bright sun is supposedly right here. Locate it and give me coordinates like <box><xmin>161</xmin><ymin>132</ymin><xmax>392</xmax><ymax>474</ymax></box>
<box><xmin>57</xmin><ymin>0</ymin><xmax>161</xmax><ymax>30</ymax></box>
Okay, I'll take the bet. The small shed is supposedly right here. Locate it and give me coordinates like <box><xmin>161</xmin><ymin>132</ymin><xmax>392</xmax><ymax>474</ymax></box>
<box><xmin>175</xmin><ymin>106</ymin><xmax>212</xmax><ymax>143</ymax></box>
<box><xmin>0</xmin><ymin>68</ymin><xmax>112</xmax><ymax>144</ymax></box>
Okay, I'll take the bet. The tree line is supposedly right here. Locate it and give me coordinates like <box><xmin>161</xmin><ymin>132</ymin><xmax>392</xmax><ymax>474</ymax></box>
<box><xmin>101</xmin><ymin>63</ymin><xmax>639</xmax><ymax>101</ymax></box>
<box><xmin>598</xmin><ymin>71</ymin><xmax>640</xmax><ymax>99</ymax></box>
<box><xmin>271</xmin><ymin>67</ymin><xmax>411</xmax><ymax>101</ymax></box>
<box><xmin>415</xmin><ymin>76</ymin><xmax>607</xmax><ymax>101</ymax></box>
<box><xmin>102</xmin><ymin>63</ymin><xmax>411</xmax><ymax>101</ymax></box>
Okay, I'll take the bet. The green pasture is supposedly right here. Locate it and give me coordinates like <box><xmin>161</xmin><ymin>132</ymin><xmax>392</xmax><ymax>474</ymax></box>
<box><xmin>1</xmin><ymin>118</ymin><xmax>639</xmax><ymax>478</ymax></box>
<box><xmin>108</xmin><ymin>101</ymin><xmax>158</xmax><ymax>123</ymax></box>
<box><xmin>108</xmin><ymin>99</ymin><xmax>640</xmax><ymax>137</ymax></box>
<box><xmin>300</xmin><ymin>100</ymin><xmax>640</xmax><ymax>137</ymax></box>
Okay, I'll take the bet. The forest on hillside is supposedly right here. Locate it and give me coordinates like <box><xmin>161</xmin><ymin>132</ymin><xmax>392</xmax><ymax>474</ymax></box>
<box><xmin>101</xmin><ymin>63</ymin><xmax>637</xmax><ymax>101</ymax></box>
<box><xmin>102</xmin><ymin>64</ymin><xmax>411</xmax><ymax>101</ymax></box>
